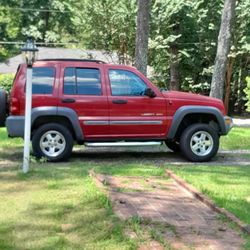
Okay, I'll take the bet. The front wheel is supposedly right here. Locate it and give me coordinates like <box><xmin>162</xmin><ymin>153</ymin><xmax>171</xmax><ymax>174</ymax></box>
<box><xmin>180</xmin><ymin>124</ymin><xmax>219</xmax><ymax>162</ymax></box>
<box><xmin>32</xmin><ymin>123</ymin><xmax>73</xmax><ymax>162</ymax></box>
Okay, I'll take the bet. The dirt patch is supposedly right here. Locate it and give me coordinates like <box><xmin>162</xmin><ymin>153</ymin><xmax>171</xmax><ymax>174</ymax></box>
<box><xmin>73</xmin><ymin>146</ymin><xmax>250</xmax><ymax>166</ymax></box>
<box><xmin>91</xmin><ymin>173</ymin><xmax>244</xmax><ymax>250</ymax></box>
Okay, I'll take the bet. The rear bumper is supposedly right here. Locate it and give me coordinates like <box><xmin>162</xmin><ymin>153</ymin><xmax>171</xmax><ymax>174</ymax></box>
<box><xmin>6</xmin><ymin>116</ymin><xmax>24</xmax><ymax>138</ymax></box>
<box><xmin>223</xmin><ymin>116</ymin><xmax>233</xmax><ymax>135</ymax></box>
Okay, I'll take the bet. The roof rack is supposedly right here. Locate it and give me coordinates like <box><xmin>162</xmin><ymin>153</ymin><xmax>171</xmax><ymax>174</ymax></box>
<box><xmin>37</xmin><ymin>59</ymin><xmax>106</xmax><ymax>64</ymax></box>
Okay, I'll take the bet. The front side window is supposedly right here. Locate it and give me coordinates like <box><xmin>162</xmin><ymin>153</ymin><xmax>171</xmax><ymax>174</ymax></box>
<box><xmin>64</xmin><ymin>68</ymin><xmax>101</xmax><ymax>95</ymax></box>
<box><xmin>109</xmin><ymin>69</ymin><xmax>147</xmax><ymax>96</ymax></box>
<box><xmin>32</xmin><ymin>67</ymin><xmax>55</xmax><ymax>94</ymax></box>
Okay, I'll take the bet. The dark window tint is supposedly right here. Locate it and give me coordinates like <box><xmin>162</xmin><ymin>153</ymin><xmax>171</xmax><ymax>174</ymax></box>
<box><xmin>64</xmin><ymin>68</ymin><xmax>101</xmax><ymax>95</ymax></box>
<box><xmin>64</xmin><ymin>68</ymin><xmax>76</xmax><ymax>95</ymax></box>
<box><xmin>32</xmin><ymin>67</ymin><xmax>55</xmax><ymax>94</ymax></box>
<box><xmin>109</xmin><ymin>69</ymin><xmax>147</xmax><ymax>96</ymax></box>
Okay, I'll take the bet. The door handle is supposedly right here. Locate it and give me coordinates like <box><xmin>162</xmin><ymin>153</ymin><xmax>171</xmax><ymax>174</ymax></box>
<box><xmin>62</xmin><ymin>98</ymin><xmax>76</xmax><ymax>103</ymax></box>
<box><xmin>112</xmin><ymin>100</ymin><xmax>127</xmax><ymax>104</ymax></box>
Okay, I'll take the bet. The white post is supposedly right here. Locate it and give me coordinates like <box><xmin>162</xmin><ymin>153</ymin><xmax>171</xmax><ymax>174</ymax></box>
<box><xmin>22</xmin><ymin>67</ymin><xmax>33</xmax><ymax>173</ymax></box>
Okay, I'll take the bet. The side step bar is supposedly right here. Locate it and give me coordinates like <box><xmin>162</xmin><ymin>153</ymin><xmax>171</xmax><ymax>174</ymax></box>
<box><xmin>84</xmin><ymin>141</ymin><xmax>163</xmax><ymax>147</ymax></box>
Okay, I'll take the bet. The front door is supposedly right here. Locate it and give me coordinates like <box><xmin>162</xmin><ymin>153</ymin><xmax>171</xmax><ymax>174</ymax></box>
<box><xmin>106</xmin><ymin>67</ymin><xmax>167</xmax><ymax>139</ymax></box>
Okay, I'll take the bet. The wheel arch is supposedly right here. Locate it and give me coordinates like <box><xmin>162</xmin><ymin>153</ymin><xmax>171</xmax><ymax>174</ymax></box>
<box><xmin>167</xmin><ymin>106</ymin><xmax>226</xmax><ymax>140</ymax></box>
<box><xmin>31</xmin><ymin>107</ymin><xmax>84</xmax><ymax>142</ymax></box>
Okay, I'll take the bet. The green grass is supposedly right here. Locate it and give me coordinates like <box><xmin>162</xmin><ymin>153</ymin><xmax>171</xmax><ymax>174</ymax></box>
<box><xmin>0</xmin><ymin>163</ymin><xmax>140</xmax><ymax>250</ymax></box>
<box><xmin>220</xmin><ymin>127</ymin><xmax>250</xmax><ymax>150</ymax></box>
<box><xmin>0</xmin><ymin>128</ymin><xmax>23</xmax><ymax>148</ymax></box>
<box><xmin>0</xmin><ymin>127</ymin><xmax>250</xmax><ymax>249</ymax></box>
<box><xmin>168</xmin><ymin>165</ymin><xmax>250</xmax><ymax>225</ymax></box>
<box><xmin>0</xmin><ymin>128</ymin><xmax>167</xmax><ymax>249</ymax></box>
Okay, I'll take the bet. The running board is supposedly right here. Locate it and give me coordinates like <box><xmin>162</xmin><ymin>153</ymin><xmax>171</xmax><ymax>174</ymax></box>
<box><xmin>84</xmin><ymin>141</ymin><xmax>163</xmax><ymax>147</ymax></box>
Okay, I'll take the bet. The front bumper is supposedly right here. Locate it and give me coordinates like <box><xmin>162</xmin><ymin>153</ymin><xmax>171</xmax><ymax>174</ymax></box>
<box><xmin>6</xmin><ymin>116</ymin><xmax>25</xmax><ymax>138</ymax></box>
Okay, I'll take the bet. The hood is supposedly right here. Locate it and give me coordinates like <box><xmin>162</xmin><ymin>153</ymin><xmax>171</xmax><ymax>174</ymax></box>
<box><xmin>162</xmin><ymin>91</ymin><xmax>226</xmax><ymax>115</ymax></box>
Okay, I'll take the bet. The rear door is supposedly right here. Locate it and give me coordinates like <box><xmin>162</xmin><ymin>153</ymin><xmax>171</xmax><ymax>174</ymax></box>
<box><xmin>59</xmin><ymin>62</ymin><xmax>109</xmax><ymax>139</ymax></box>
<box><xmin>106</xmin><ymin>66</ymin><xmax>168</xmax><ymax>139</ymax></box>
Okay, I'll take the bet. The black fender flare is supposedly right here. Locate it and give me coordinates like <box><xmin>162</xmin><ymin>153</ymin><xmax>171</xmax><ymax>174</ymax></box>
<box><xmin>167</xmin><ymin>105</ymin><xmax>226</xmax><ymax>139</ymax></box>
<box><xmin>31</xmin><ymin>107</ymin><xmax>84</xmax><ymax>141</ymax></box>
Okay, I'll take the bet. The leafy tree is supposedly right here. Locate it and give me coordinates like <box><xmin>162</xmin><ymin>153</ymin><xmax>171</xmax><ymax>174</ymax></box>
<box><xmin>0</xmin><ymin>74</ymin><xmax>15</xmax><ymax>93</ymax></box>
<box><xmin>75</xmin><ymin>0</ymin><xmax>136</xmax><ymax>64</ymax></box>
<box><xmin>244</xmin><ymin>77</ymin><xmax>250</xmax><ymax>112</ymax></box>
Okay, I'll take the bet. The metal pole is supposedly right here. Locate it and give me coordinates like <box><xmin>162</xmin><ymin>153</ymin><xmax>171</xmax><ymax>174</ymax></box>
<box><xmin>22</xmin><ymin>66</ymin><xmax>32</xmax><ymax>173</ymax></box>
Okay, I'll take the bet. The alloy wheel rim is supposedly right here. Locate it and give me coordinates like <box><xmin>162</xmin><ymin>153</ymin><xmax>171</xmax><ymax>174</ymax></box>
<box><xmin>40</xmin><ymin>130</ymin><xmax>66</xmax><ymax>157</ymax></box>
<box><xmin>190</xmin><ymin>131</ymin><xmax>214</xmax><ymax>156</ymax></box>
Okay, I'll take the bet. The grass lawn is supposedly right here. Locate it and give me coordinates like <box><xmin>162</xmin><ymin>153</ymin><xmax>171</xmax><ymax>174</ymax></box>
<box><xmin>0</xmin><ymin>128</ymin><xmax>166</xmax><ymax>249</ymax></box>
<box><xmin>220</xmin><ymin>127</ymin><xmax>250</xmax><ymax>150</ymax></box>
<box><xmin>0</xmin><ymin>127</ymin><xmax>250</xmax><ymax>249</ymax></box>
<box><xmin>0</xmin><ymin>161</ymin><xmax>166</xmax><ymax>250</ymax></box>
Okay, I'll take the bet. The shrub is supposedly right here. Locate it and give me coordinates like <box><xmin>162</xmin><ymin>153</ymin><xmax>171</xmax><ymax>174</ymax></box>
<box><xmin>244</xmin><ymin>77</ymin><xmax>250</xmax><ymax>112</ymax></box>
<box><xmin>0</xmin><ymin>74</ymin><xmax>14</xmax><ymax>93</ymax></box>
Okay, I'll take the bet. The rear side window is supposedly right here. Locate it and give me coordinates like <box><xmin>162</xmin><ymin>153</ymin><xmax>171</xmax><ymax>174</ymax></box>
<box><xmin>32</xmin><ymin>67</ymin><xmax>55</xmax><ymax>94</ymax></box>
<box><xmin>64</xmin><ymin>68</ymin><xmax>101</xmax><ymax>95</ymax></box>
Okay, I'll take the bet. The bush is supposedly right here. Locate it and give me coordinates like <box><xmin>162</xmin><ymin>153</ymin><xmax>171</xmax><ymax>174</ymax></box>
<box><xmin>244</xmin><ymin>77</ymin><xmax>250</xmax><ymax>112</ymax></box>
<box><xmin>0</xmin><ymin>74</ymin><xmax>14</xmax><ymax>93</ymax></box>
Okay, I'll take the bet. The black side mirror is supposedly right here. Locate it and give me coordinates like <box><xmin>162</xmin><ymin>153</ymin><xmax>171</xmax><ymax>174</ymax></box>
<box><xmin>144</xmin><ymin>88</ymin><xmax>156</xmax><ymax>98</ymax></box>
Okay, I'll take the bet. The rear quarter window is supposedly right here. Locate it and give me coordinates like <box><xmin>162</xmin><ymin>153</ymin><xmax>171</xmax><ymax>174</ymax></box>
<box><xmin>32</xmin><ymin>67</ymin><xmax>55</xmax><ymax>94</ymax></box>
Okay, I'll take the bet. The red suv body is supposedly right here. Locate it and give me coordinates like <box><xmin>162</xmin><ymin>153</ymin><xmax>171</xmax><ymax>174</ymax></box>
<box><xmin>3</xmin><ymin>59</ymin><xmax>233</xmax><ymax>162</ymax></box>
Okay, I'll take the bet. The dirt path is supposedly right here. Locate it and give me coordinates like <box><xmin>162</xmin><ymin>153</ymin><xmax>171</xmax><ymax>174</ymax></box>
<box><xmin>72</xmin><ymin>146</ymin><xmax>250</xmax><ymax>167</ymax></box>
<box><xmin>1</xmin><ymin>145</ymin><xmax>250</xmax><ymax>168</ymax></box>
<box><xmin>94</xmin><ymin>174</ymin><xmax>244</xmax><ymax>250</ymax></box>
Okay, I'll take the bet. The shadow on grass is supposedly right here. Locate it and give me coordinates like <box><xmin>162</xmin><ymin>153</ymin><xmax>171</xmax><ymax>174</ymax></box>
<box><xmin>0</xmin><ymin>163</ymin><xmax>133</xmax><ymax>250</ymax></box>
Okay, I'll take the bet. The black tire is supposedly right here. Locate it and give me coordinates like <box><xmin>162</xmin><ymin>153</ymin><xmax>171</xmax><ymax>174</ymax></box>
<box><xmin>180</xmin><ymin>124</ymin><xmax>219</xmax><ymax>162</ymax></box>
<box><xmin>0</xmin><ymin>89</ymin><xmax>7</xmax><ymax>127</ymax></box>
<box><xmin>32</xmin><ymin>123</ymin><xmax>73</xmax><ymax>162</ymax></box>
<box><xmin>165</xmin><ymin>140</ymin><xmax>180</xmax><ymax>152</ymax></box>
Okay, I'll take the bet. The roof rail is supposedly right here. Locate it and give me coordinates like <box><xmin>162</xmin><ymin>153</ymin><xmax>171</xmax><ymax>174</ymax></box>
<box><xmin>37</xmin><ymin>59</ymin><xmax>106</xmax><ymax>64</ymax></box>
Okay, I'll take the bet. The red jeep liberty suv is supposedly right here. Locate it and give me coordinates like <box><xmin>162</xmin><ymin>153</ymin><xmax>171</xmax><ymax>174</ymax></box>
<box><xmin>0</xmin><ymin>59</ymin><xmax>233</xmax><ymax>162</ymax></box>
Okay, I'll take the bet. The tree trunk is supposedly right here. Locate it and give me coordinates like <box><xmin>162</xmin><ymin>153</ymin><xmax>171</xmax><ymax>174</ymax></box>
<box><xmin>135</xmin><ymin>0</ymin><xmax>151</xmax><ymax>76</ymax></box>
<box><xmin>224</xmin><ymin>56</ymin><xmax>235</xmax><ymax>114</ymax></box>
<box><xmin>42</xmin><ymin>11</ymin><xmax>50</xmax><ymax>42</ymax></box>
<box><xmin>209</xmin><ymin>0</ymin><xmax>236</xmax><ymax>100</ymax></box>
<box><xmin>169</xmin><ymin>44</ymin><xmax>180</xmax><ymax>90</ymax></box>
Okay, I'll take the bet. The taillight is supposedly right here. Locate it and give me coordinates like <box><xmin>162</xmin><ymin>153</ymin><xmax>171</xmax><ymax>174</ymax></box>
<box><xmin>10</xmin><ymin>97</ymin><xmax>20</xmax><ymax>115</ymax></box>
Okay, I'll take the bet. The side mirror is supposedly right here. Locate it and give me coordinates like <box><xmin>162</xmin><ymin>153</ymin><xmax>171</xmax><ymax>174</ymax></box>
<box><xmin>144</xmin><ymin>88</ymin><xmax>156</xmax><ymax>98</ymax></box>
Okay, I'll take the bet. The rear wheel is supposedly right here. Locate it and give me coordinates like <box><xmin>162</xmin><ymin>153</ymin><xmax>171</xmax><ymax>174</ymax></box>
<box><xmin>0</xmin><ymin>89</ymin><xmax>7</xmax><ymax>127</ymax></box>
<box><xmin>180</xmin><ymin>124</ymin><xmax>219</xmax><ymax>162</ymax></box>
<box><xmin>32</xmin><ymin>123</ymin><xmax>73</xmax><ymax>162</ymax></box>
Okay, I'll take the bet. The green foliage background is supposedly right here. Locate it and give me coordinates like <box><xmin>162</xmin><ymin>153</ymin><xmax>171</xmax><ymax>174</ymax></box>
<box><xmin>244</xmin><ymin>77</ymin><xmax>250</xmax><ymax>112</ymax></box>
<box><xmin>0</xmin><ymin>0</ymin><xmax>249</xmax><ymax>113</ymax></box>
<box><xmin>0</xmin><ymin>74</ymin><xmax>14</xmax><ymax>93</ymax></box>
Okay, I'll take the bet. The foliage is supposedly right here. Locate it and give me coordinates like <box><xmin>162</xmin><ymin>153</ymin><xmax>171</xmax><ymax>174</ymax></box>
<box><xmin>0</xmin><ymin>0</ymin><xmax>249</xmax><ymax>112</ymax></box>
<box><xmin>75</xmin><ymin>0</ymin><xmax>137</xmax><ymax>63</ymax></box>
<box><xmin>0</xmin><ymin>74</ymin><xmax>14</xmax><ymax>93</ymax></box>
<box><xmin>244</xmin><ymin>77</ymin><xmax>250</xmax><ymax>112</ymax></box>
<box><xmin>0</xmin><ymin>0</ymin><xmax>78</xmax><ymax>60</ymax></box>
<box><xmin>149</xmin><ymin>0</ymin><xmax>222</xmax><ymax>92</ymax></box>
